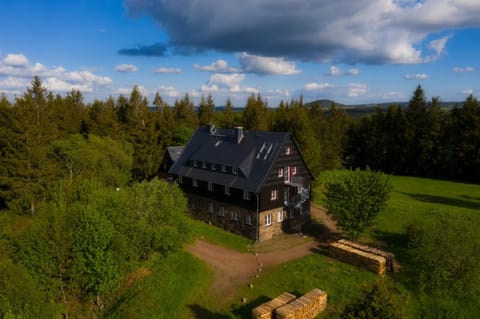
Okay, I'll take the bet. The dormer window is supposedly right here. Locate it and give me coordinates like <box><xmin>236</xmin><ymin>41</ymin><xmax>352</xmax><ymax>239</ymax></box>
<box><xmin>221</xmin><ymin>165</ymin><xmax>227</xmax><ymax>172</ymax></box>
<box><xmin>285</xmin><ymin>146</ymin><xmax>291</xmax><ymax>155</ymax></box>
<box><xmin>202</xmin><ymin>161</ymin><xmax>206</xmax><ymax>169</ymax></box>
<box><xmin>211</xmin><ymin>163</ymin><xmax>217</xmax><ymax>171</ymax></box>
<box><xmin>193</xmin><ymin>160</ymin><xmax>198</xmax><ymax>167</ymax></box>
<box><xmin>232</xmin><ymin>167</ymin><xmax>238</xmax><ymax>175</ymax></box>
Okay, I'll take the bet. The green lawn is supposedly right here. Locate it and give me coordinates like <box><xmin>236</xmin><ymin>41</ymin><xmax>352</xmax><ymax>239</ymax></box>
<box><xmin>109</xmin><ymin>174</ymin><xmax>480</xmax><ymax>318</ymax></box>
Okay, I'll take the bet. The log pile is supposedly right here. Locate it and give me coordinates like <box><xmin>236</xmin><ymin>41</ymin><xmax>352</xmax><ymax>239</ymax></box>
<box><xmin>275</xmin><ymin>289</ymin><xmax>327</xmax><ymax>319</ymax></box>
<box><xmin>252</xmin><ymin>289</ymin><xmax>327</xmax><ymax>319</ymax></box>
<box><xmin>252</xmin><ymin>292</ymin><xmax>296</xmax><ymax>319</ymax></box>
<box><xmin>329</xmin><ymin>239</ymin><xmax>398</xmax><ymax>274</ymax></box>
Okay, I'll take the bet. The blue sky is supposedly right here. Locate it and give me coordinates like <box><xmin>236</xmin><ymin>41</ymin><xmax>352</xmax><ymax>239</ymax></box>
<box><xmin>1</xmin><ymin>0</ymin><xmax>479</xmax><ymax>106</ymax></box>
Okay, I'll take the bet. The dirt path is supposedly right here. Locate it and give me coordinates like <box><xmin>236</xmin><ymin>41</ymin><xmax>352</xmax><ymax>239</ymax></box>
<box><xmin>186</xmin><ymin>205</ymin><xmax>339</xmax><ymax>301</ymax></box>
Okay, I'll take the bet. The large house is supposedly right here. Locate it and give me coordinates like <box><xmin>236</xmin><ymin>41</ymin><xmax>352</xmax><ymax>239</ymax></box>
<box><xmin>168</xmin><ymin>126</ymin><xmax>314</xmax><ymax>241</ymax></box>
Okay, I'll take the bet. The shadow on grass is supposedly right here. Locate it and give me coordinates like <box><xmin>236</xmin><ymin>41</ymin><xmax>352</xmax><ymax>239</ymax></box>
<box><xmin>461</xmin><ymin>194</ymin><xmax>480</xmax><ymax>202</ymax></box>
<box><xmin>400</xmin><ymin>192</ymin><xmax>480</xmax><ymax>210</ymax></box>
<box><xmin>302</xmin><ymin>218</ymin><xmax>341</xmax><ymax>243</ymax></box>
<box><xmin>188</xmin><ymin>304</ymin><xmax>231</xmax><ymax>319</ymax></box>
<box><xmin>231</xmin><ymin>295</ymin><xmax>271</xmax><ymax>319</ymax></box>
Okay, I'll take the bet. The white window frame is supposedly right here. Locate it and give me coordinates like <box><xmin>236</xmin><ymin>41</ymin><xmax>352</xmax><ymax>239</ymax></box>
<box><xmin>245</xmin><ymin>213</ymin><xmax>252</xmax><ymax>225</ymax></box>
<box><xmin>265</xmin><ymin>213</ymin><xmax>272</xmax><ymax>226</ymax></box>
<box><xmin>271</xmin><ymin>189</ymin><xmax>278</xmax><ymax>200</ymax></box>
<box><xmin>211</xmin><ymin>163</ymin><xmax>217</xmax><ymax>171</ymax></box>
<box><xmin>193</xmin><ymin>160</ymin><xmax>198</xmax><ymax>167</ymax></box>
<box><xmin>192</xmin><ymin>179</ymin><xmax>198</xmax><ymax>187</ymax></box>
<box><xmin>232</xmin><ymin>167</ymin><xmax>238</xmax><ymax>175</ymax></box>
<box><xmin>208</xmin><ymin>202</ymin><xmax>213</xmax><ymax>213</ymax></box>
<box><xmin>219</xmin><ymin>206</ymin><xmax>225</xmax><ymax>216</ymax></box>
<box><xmin>292</xmin><ymin>166</ymin><xmax>297</xmax><ymax>175</ymax></box>
<box><xmin>221</xmin><ymin>165</ymin><xmax>227</xmax><ymax>172</ymax></box>
<box><xmin>231</xmin><ymin>209</ymin><xmax>239</xmax><ymax>221</ymax></box>
<box><xmin>243</xmin><ymin>190</ymin><xmax>250</xmax><ymax>200</ymax></box>
<box><xmin>278</xmin><ymin>168</ymin><xmax>284</xmax><ymax>177</ymax></box>
<box><xmin>278</xmin><ymin>210</ymin><xmax>284</xmax><ymax>222</ymax></box>
<box><xmin>285</xmin><ymin>146</ymin><xmax>291</xmax><ymax>155</ymax></box>
<box><xmin>202</xmin><ymin>161</ymin><xmax>206</xmax><ymax>169</ymax></box>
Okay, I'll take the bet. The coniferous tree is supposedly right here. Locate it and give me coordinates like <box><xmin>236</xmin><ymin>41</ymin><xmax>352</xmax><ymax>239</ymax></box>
<box><xmin>242</xmin><ymin>93</ymin><xmax>268</xmax><ymax>130</ymax></box>
<box><xmin>198</xmin><ymin>93</ymin><xmax>215</xmax><ymax>126</ymax></box>
<box><xmin>221</xmin><ymin>97</ymin><xmax>236</xmax><ymax>128</ymax></box>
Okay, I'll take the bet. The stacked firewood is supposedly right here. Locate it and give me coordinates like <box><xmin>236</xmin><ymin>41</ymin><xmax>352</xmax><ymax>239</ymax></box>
<box><xmin>252</xmin><ymin>292</ymin><xmax>296</xmax><ymax>319</ymax></box>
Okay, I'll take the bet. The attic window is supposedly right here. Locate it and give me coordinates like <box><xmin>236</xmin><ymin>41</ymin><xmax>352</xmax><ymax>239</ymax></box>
<box><xmin>193</xmin><ymin>160</ymin><xmax>198</xmax><ymax>167</ymax></box>
<box><xmin>257</xmin><ymin>143</ymin><xmax>274</xmax><ymax>160</ymax></box>
<box><xmin>285</xmin><ymin>146</ymin><xmax>291</xmax><ymax>155</ymax></box>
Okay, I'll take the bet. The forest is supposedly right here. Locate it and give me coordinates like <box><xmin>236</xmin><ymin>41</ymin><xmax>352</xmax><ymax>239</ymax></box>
<box><xmin>0</xmin><ymin>77</ymin><xmax>479</xmax><ymax>317</ymax></box>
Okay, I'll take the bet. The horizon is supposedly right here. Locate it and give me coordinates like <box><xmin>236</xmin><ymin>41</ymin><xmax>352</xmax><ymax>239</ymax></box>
<box><xmin>1</xmin><ymin>1</ymin><xmax>480</xmax><ymax>106</ymax></box>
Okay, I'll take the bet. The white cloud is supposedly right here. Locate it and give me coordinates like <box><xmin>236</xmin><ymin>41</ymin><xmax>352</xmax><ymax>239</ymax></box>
<box><xmin>0</xmin><ymin>53</ymin><xmax>112</xmax><ymax>95</ymax></box>
<box><xmin>404</xmin><ymin>73</ymin><xmax>430</xmax><ymax>80</ymax></box>
<box><xmin>463</xmin><ymin>88</ymin><xmax>474</xmax><ymax>95</ymax></box>
<box><xmin>115</xmin><ymin>64</ymin><xmax>138</xmax><ymax>73</ymax></box>
<box><xmin>329</xmin><ymin>66</ymin><xmax>342</xmax><ymax>76</ymax></box>
<box><xmin>304</xmin><ymin>82</ymin><xmax>330</xmax><ymax>91</ymax></box>
<box><xmin>194</xmin><ymin>60</ymin><xmax>240</xmax><ymax>73</ymax></box>
<box><xmin>238</xmin><ymin>52</ymin><xmax>301</xmax><ymax>75</ymax></box>
<box><xmin>347</xmin><ymin>83</ymin><xmax>368</xmax><ymax>97</ymax></box>
<box><xmin>118</xmin><ymin>85</ymin><xmax>147</xmax><ymax>96</ymax></box>
<box><xmin>428</xmin><ymin>34</ymin><xmax>452</xmax><ymax>56</ymax></box>
<box><xmin>153</xmin><ymin>67</ymin><xmax>182</xmax><ymax>73</ymax></box>
<box><xmin>3</xmin><ymin>54</ymin><xmax>29</xmax><ymax>67</ymax></box>
<box><xmin>125</xmin><ymin>0</ymin><xmax>480</xmax><ymax>64</ymax></box>
<box><xmin>156</xmin><ymin>85</ymin><xmax>182</xmax><ymax>97</ymax></box>
<box><xmin>453</xmin><ymin>66</ymin><xmax>475</xmax><ymax>73</ymax></box>
<box><xmin>347</xmin><ymin>68</ymin><xmax>360</xmax><ymax>75</ymax></box>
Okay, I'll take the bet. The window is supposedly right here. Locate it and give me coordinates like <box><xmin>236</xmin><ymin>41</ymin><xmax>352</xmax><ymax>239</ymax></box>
<box><xmin>193</xmin><ymin>160</ymin><xmax>198</xmax><ymax>167</ymax></box>
<box><xmin>231</xmin><ymin>209</ymin><xmax>239</xmax><ymax>221</ymax></box>
<box><xmin>271</xmin><ymin>189</ymin><xmax>278</xmax><ymax>200</ymax></box>
<box><xmin>208</xmin><ymin>202</ymin><xmax>213</xmax><ymax>213</ymax></box>
<box><xmin>211</xmin><ymin>163</ymin><xmax>217</xmax><ymax>171</ymax></box>
<box><xmin>188</xmin><ymin>198</ymin><xmax>194</xmax><ymax>209</ymax></box>
<box><xmin>284</xmin><ymin>166</ymin><xmax>291</xmax><ymax>182</ymax></box>
<box><xmin>197</xmin><ymin>199</ymin><xmax>203</xmax><ymax>210</ymax></box>
<box><xmin>243</xmin><ymin>190</ymin><xmax>250</xmax><ymax>200</ymax></box>
<box><xmin>285</xmin><ymin>146</ymin><xmax>291</xmax><ymax>155</ymax></box>
<box><xmin>265</xmin><ymin>213</ymin><xmax>272</xmax><ymax>226</ymax></box>
<box><xmin>278</xmin><ymin>168</ymin><xmax>284</xmax><ymax>177</ymax></box>
<box><xmin>245</xmin><ymin>213</ymin><xmax>252</xmax><ymax>225</ymax></box>
<box><xmin>202</xmin><ymin>161</ymin><xmax>207</xmax><ymax>169</ymax></box>
<box><xmin>192</xmin><ymin>179</ymin><xmax>198</xmax><ymax>187</ymax></box>
<box><xmin>219</xmin><ymin>206</ymin><xmax>225</xmax><ymax>216</ymax></box>
<box><xmin>288</xmin><ymin>208</ymin><xmax>295</xmax><ymax>218</ymax></box>
<box><xmin>232</xmin><ymin>167</ymin><xmax>238</xmax><ymax>175</ymax></box>
<box><xmin>221</xmin><ymin>165</ymin><xmax>227</xmax><ymax>172</ymax></box>
<box><xmin>208</xmin><ymin>182</ymin><xmax>213</xmax><ymax>191</ymax></box>
<box><xmin>178</xmin><ymin>176</ymin><xmax>183</xmax><ymax>184</ymax></box>
<box><xmin>278</xmin><ymin>210</ymin><xmax>284</xmax><ymax>222</ymax></box>
<box><xmin>225</xmin><ymin>186</ymin><xmax>230</xmax><ymax>195</ymax></box>
<box><xmin>292</xmin><ymin>166</ymin><xmax>297</xmax><ymax>175</ymax></box>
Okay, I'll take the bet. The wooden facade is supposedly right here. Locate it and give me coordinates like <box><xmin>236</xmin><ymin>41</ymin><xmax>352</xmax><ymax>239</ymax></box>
<box><xmin>169</xmin><ymin>126</ymin><xmax>313</xmax><ymax>241</ymax></box>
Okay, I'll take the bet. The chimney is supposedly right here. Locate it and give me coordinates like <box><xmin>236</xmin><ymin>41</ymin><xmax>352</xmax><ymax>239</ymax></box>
<box><xmin>234</xmin><ymin>127</ymin><xmax>244</xmax><ymax>144</ymax></box>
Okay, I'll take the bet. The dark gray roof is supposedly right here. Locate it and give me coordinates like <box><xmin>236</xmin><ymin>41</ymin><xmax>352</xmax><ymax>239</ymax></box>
<box><xmin>166</xmin><ymin>146</ymin><xmax>185</xmax><ymax>163</ymax></box>
<box><xmin>169</xmin><ymin>127</ymin><xmax>289</xmax><ymax>193</ymax></box>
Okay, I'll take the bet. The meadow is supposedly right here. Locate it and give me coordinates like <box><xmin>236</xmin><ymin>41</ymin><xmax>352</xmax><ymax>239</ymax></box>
<box><xmin>105</xmin><ymin>174</ymin><xmax>480</xmax><ymax>318</ymax></box>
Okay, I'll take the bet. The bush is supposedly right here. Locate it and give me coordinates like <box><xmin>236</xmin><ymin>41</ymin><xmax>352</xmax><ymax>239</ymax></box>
<box><xmin>324</xmin><ymin>168</ymin><xmax>391</xmax><ymax>240</ymax></box>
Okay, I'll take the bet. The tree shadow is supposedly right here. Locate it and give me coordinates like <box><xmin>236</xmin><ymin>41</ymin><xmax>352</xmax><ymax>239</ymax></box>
<box><xmin>461</xmin><ymin>194</ymin><xmax>480</xmax><ymax>202</ymax></box>
<box><xmin>230</xmin><ymin>295</ymin><xmax>271</xmax><ymax>319</ymax></box>
<box><xmin>188</xmin><ymin>304</ymin><xmax>231</xmax><ymax>319</ymax></box>
<box><xmin>400</xmin><ymin>192</ymin><xmax>480</xmax><ymax>210</ymax></box>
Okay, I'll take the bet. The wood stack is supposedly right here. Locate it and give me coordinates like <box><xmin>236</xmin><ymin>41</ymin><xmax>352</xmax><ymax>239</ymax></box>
<box><xmin>329</xmin><ymin>239</ymin><xmax>398</xmax><ymax>274</ymax></box>
<box><xmin>275</xmin><ymin>289</ymin><xmax>327</xmax><ymax>319</ymax></box>
<box><xmin>252</xmin><ymin>292</ymin><xmax>296</xmax><ymax>319</ymax></box>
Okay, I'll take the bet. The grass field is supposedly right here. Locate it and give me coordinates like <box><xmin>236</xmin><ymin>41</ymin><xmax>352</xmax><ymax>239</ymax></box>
<box><xmin>109</xmin><ymin>174</ymin><xmax>480</xmax><ymax>318</ymax></box>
